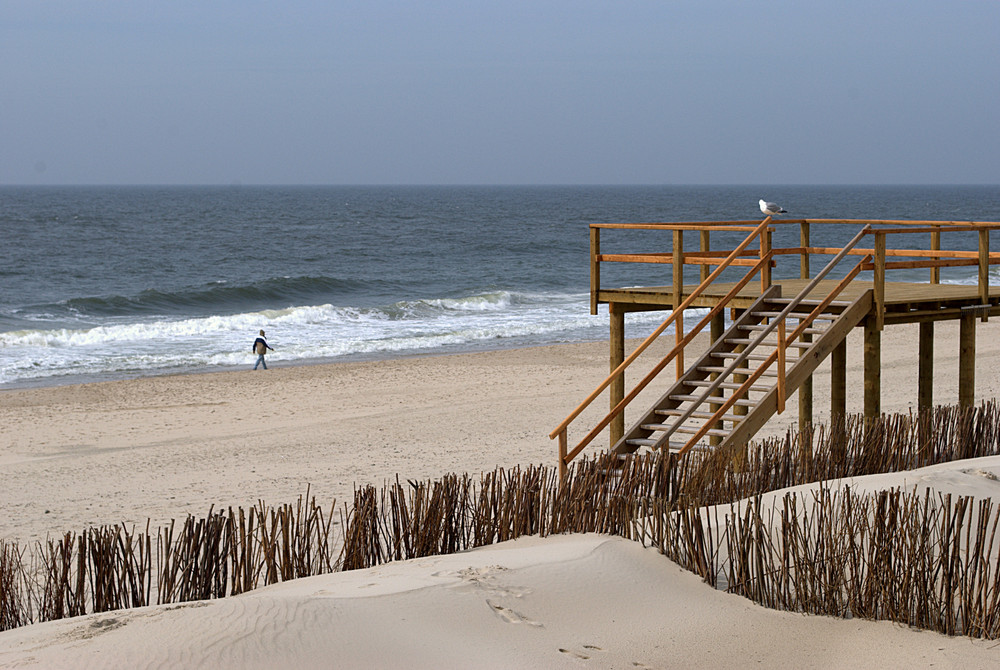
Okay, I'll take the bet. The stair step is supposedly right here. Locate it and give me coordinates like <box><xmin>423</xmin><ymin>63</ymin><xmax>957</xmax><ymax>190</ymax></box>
<box><xmin>656</xmin><ymin>408</ymin><xmax>744</xmax><ymax>423</ymax></box>
<box><xmin>624</xmin><ymin>437</ymin><xmax>711</xmax><ymax>453</ymax></box>
<box><xmin>740</xmin><ymin>324</ymin><xmax>827</xmax><ymax>336</ymax></box>
<box><xmin>640</xmin><ymin>421</ymin><xmax>732</xmax><ymax>438</ymax></box>
<box><xmin>698</xmin><ymin>365</ymin><xmax>779</xmax><ymax>378</ymax></box>
<box><xmin>754</xmin><ymin>310</ymin><xmax>835</xmax><ymax>321</ymax></box>
<box><xmin>670</xmin><ymin>393</ymin><xmax>757</xmax><ymax>407</ymax></box>
<box><xmin>671</xmin><ymin>425</ymin><xmax>731</xmax><ymax>438</ymax></box>
<box><xmin>685</xmin><ymin>380</ymin><xmax>771</xmax><ymax>392</ymax></box>
<box><xmin>726</xmin><ymin>338</ymin><xmax>813</xmax><ymax>349</ymax></box>
<box><xmin>766</xmin><ymin>298</ymin><xmax>852</xmax><ymax>308</ymax></box>
<box><xmin>711</xmin><ymin>351</ymin><xmax>796</xmax><ymax>362</ymax></box>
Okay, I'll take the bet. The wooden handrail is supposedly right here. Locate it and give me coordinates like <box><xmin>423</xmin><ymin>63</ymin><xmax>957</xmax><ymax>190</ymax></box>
<box><xmin>562</xmin><ymin>253</ymin><xmax>773</xmax><ymax>464</ymax></box>
<box><xmin>662</xmin><ymin>225</ymin><xmax>872</xmax><ymax>450</ymax></box>
<box><xmin>678</xmin><ymin>250</ymin><xmax>873</xmax><ymax>456</ymax></box>
<box><xmin>551</xmin><ymin>217</ymin><xmax>772</xmax><ymax>442</ymax></box>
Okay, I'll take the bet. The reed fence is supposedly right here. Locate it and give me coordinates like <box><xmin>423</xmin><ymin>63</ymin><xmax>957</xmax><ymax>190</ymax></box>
<box><xmin>2</xmin><ymin>403</ymin><xmax>1000</xmax><ymax>639</ymax></box>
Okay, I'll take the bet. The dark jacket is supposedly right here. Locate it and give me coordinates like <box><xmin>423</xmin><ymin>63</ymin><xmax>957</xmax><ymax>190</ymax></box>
<box><xmin>253</xmin><ymin>338</ymin><xmax>273</xmax><ymax>355</ymax></box>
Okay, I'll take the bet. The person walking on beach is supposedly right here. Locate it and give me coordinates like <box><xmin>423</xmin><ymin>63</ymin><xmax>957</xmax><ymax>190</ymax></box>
<box><xmin>252</xmin><ymin>329</ymin><xmax>274</xmax><ymax>370</ymax></box>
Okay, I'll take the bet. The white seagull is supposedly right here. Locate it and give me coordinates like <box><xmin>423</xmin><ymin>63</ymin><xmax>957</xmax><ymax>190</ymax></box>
<box><xmin>759</xmin><ymin>199</ymin><xmax>787</xmax><ymax>216</ymax></box>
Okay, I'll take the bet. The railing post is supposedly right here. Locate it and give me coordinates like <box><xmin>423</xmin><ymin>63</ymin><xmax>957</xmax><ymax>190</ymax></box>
<box><xmin>673</xmin><ymin>229</ymin><xmax>684</xmax><ymax>379</ymax></box>
<box><xmin>799</xmin><ymin>221</ymin><xmax>810</xmax><ymax>279</ymax></box>
<box><xmin>874</xmin><ymin>231</ymin><xmax>886</xmax><ymax>331</ymax></box>
<box><xmin>930</xmin><ymin>228</ymin><xmax>941</xmax><ymax>284</ymax></box>
<box><xmin>699</xmin><ymin>229</ymin><xmax>711</xmax><ymax>283</ymax></box>
<box><xmin>979</xmin><ymin>228</ymin><xmax>990</xmax><ymax>322</ymax></box>
<box><xmin>609</xmin><ymin>303</ymin><xmax>626</xmax><ymax>447</ymax></box>
<box><xmin>558</xmin><ymin>429</ymin><xmax>567</xmax><ymax>481</ymax></box>
<box><xmin>590</xmin><ymin>226</ymin><xmax>600</xmax><ymax>315</ymax></box>
<box><xmin>760</xmin><ymin>227</ymin><xmax>772</xmax><ymax>291</ymax></box>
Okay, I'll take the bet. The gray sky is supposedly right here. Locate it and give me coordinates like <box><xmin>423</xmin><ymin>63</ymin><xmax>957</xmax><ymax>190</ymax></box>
<box><xmin>2</xmin><ymin>1</ymin><xmax>998</xmax><ymax>185</ymax></box>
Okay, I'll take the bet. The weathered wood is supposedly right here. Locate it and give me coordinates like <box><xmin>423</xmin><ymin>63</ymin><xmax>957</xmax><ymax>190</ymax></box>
<box><xmin>874</xmin><ymin>232</ymin><xmax>886</xmax><ymax>331</ymax></box>
<box><xmin>864</xmin><ymin>316</ymin><xmax>881</xmax><ymax>418</ymax></box>
<box><xmin>673</xmin><ymin>229</ymin><xmax>684</xmax><ymax>379</ymax></box>
<box><xmin>558</xmin><ymin>430</ymin><xmax>567</xmax><ymax>480</ymax></box>
<box><xmin>721</xmin><ymin>291</ymin><xmax>873</xmax><ymax>450</ymax></box>
<box><xmin>760</xmin><ymin>227</ymin><xmax>772</xmax><ymax>290</ymax></box>
<box><xmin>799</xmin><ymin>332</ymin><xmax>813</xmax><ymax>433</ymax></box>
<box><xmin>700</xmin><ymin>230</ymin><xmax>711</xmax><ymax>283</ymax></box>
<box><xmin>562</xmin><ymin>216</ymin><xmax>1000</xmax><ymax>472</ymax></box>
<box><xmin>612</xmin><ymin>288</ymin><xmax>782</xmax><ymax>455</ymax></box>
<box><xmin>610</xmin><ymin>304</ymin><xmax>626</xmax><ymax>446</ymax></box>
<box><xmin>601</xmin><ymin>254</ymin><xmax>765</xmax><ymax>267</ymax></box>
<box><xmin>931</xmin><ymin>229</ymin><xmax>941</xmax><ymax>284</ymax></box>
<box><xmin>590</xmin><ymin>226</ymin><xmax>600</xmax><ymax>315</ymax></box>
<box><xmin>918</xmin><ymin>321</ymin><xmax>933</xmax><ymax>411</ymax></box>
<box><xmin>709</xmin><ymin>311</ymin><xmax>725</xmax><ymax>446</ymax></box>
<box><xmin>959</xmin><ymin>311</ymin><xmax>976</xmax><ymax>408</ymax></box>
<box><xmin>800</xmin><ymin>221</ymin><xmax>810</xmax><ymax>279</ymax></box>
<box><xmin>776</xmin><ymin>320</ymin><xmax>786</xmax><ymax>414</ymax></box>
<box><xmin>831</xmin><ymin>338</ymin><xmax>846</xmax><ymax>418</ymax></box>
<box><xmin>980</xmin><ymin>229</ymin><xmax>990</xmax><ymax>322</ymax></box>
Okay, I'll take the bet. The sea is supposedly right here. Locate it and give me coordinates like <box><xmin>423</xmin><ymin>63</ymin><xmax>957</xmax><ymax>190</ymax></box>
<box><xmin>3</xmin><ymin>185</ymin><xmax>1000</xmax><ymax>389</ymax></box>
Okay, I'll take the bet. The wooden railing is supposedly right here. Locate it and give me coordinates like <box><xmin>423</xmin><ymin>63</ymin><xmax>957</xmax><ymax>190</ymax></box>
<box><xmin>666</xmin><ymin>225</ymin><xmax>871</xmax><ymax>456</ymax></box>
<box><xmin>551</xmin><ymin>218</ymin><xmax>774</xmax><ymax>476</ymax></box>
<box><xmin>553</xmin><ymin>217</ymin><xmax>1000</xmax><ymax>476</ymax></box>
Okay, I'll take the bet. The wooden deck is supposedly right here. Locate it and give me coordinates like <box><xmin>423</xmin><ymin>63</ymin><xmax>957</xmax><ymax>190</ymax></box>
<box><xmin>600</xmin><ymin>279</ymin><xmax>1000</xmax><ymax>324</ymax></box>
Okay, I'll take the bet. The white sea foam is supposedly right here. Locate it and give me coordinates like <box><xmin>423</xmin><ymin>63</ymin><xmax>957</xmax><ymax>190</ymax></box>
<box><xmin>0</xmin><ymin>291</ymin><xmax>691</xmax><ymax>386</ymax></box>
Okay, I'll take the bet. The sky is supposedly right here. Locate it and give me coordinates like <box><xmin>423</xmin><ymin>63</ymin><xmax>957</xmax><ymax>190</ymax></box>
<box><xmin>2</xmin><ymin>1</ymin><xmax>998</xmax><ymax>186</ymax></box>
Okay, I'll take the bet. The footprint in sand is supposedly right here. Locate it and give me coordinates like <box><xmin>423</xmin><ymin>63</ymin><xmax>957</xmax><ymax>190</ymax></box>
<box><xmin>486</xmin><ymin>599</ymin><xmax>543</xmax><ymax>627</ymax></box>
<box><xmin>558</xmin><ymin>645</ymin><xmax>607</xmax><ymax>661</ymax></box>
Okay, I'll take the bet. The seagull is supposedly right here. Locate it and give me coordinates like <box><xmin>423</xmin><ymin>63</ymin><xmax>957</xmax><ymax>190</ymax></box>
<box><xmin>759</xmin><ymin>199</ymin><xmax>787</xmax><ymax>216</ymax></box>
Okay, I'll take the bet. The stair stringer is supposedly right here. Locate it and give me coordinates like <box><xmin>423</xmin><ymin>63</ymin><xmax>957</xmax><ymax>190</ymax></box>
<box><xmin>717</xmin><ymin>289</ymin><xmax>874</xmax><ymax>452</ymax></box>
<box><xmin>611</xmin><ymin>284</ymin><xmax>784</xmax><ymax>456</ymax></box>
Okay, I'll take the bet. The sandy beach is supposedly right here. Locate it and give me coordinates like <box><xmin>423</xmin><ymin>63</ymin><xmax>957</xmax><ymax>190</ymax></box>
<box><xmin>3</xmin><ymin>320</ymin><xmax>1000</xmax><ymax>667</ymax></box>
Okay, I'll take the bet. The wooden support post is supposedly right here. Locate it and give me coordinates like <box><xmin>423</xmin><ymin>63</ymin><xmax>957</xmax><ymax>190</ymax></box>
<box><xmin>918</xmin><ymin>321</ymin><xmax>934</xmax><ymax>411</ymax></box>
<box><xmin>873</xmin><ymin>231</ymin><xmax>886</xmax><ymax>331</ymax></box>
<box><xmin>776</xmin><ymin>320</ymin><xmax>786</xmax><ymax>414</ymax></box>
<box><xmin>864</xmin><ymin>316</ymin><xmax>881</xmax><ymax>419</ymax></box>
<box><xmin>709</xmin><ymin>312</ymin><xmax>724</xmax><ymax>446</ymax></box>
<box><xmin>799</xmin><ymin>340</ymin><xmax>813</xmax><ymax>432</ymax></box>
<box><xmin>610</xmin><ymin>303</ymin><xmax>626</xmax><ymax>447</ymax></box>
<box><xmin>830</xmin><ymin>338</ymin><xmax>848</xmax><ymax>464</ymax></box>
<box><xmin>831</xmin><ymin>339</ymin><xmax>847</xmax><ymax>419</ymax></box>
<box><xmin>799</xmin><ymin>221</ymin><xmax>813</xmax><ymax>433</ymax></box>
<box><xmin>590</xmin><ymin>226</ymin><xmax>600</xmax><ymax>315</ymax></box>
<box><xmin>918</xmin><ymin>321</ymin><xmax>934</xmax><ymax>467</ymax></box>
<box><xmin>930</xmin><ymin>229</ymin><xmax>940</xmax><ymax>284</ymax></box>
<box><xmin>959</xmin><ymin>310</ymin><xmax>976</xmax><ymax>408</ymax></box>
<box><xmin>673</xmin><ymin>229</ymin><xmax>684</xmax><ymax>379</ymax></box>
<box><xmin>979</xmin><ymin>229</ymin><xmax>990</xmax><ymax>322</ymax></box>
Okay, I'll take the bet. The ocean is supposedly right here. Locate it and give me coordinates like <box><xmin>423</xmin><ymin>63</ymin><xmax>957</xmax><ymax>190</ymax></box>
<box><xmin>3</xmin><ymin>185</ymin><xmax>1000</xmax><ymax>389</ymax></box>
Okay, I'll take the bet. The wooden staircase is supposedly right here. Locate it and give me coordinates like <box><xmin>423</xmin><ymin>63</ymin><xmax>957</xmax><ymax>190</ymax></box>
<box><xmin>552</xmin><ymin>219</ymin><xmax>876</xmax><ymax>478</ymax></box>
<box><xmin>611</xmin><ymin>286</ymin><xmax>873</xmax><ymax>458</ymax></box>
